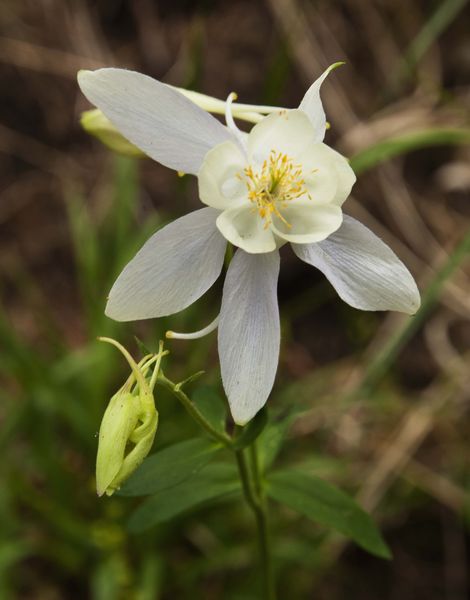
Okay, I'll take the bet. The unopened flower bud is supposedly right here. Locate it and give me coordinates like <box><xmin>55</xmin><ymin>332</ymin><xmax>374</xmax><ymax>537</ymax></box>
<box><xmin>80</xmin><ymin>108</ymin><xmax>144</xmax><ymax>157</ymax></box>
<box><xmin>96</xmin><ymin>338</ymin><xmax>166</xmax><ymax>496</ymax></box>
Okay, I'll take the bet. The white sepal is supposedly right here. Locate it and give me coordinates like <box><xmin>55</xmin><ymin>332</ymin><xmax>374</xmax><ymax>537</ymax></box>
<box><xmin>106</xmin><ymin>208</ymin><xmax>226</xmax><ymax>321</ymax></box>
<box><xmin>218</xmin><ymin>249</ymin><xmax>280</xmax><ymax>424</ymax></box>
<box><xmin>298</xmin><ymin>62</ymin><xmax>344</xmax><ymax>142</ymax></box>
<box><xmin>292</xmin><ymin>215</ymin><xmax>421</xmax><ymax>314</ymax></box>
<box><xmin>78</xmin><ymin>68</ymin><xmax>234</xmax><ymax>175</ymax></box>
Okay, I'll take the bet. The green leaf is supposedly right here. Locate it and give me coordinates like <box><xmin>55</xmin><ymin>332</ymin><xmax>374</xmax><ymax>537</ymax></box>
<box><xmin>133</xmin><ymin>336</ymin><xmax>152</xmax><ymax>358</ymax></box>
<box><xmin>118</xmin><ymin>437</ymin><xmax>222</xmax><ymax>497</ymax></box>
<box><xmin>257</xmin><ymin>411</ymin><xmax>300</xmax><ymax>470</ymax></box>
<box><xmin>399</xmin><ymin>0</ymin><xmax>467</xmax><ymax>81</ymax></box>
<box><xmin>350</xmin><ymin>128</ymin><xmax>470</xmax><ymax>175</ymax></box>
<box><xmin>192</xmin><ymin>385</ymin><xmax>227</xmax><ymax>433</ymax></box>
<box><xmin>266</xmin><ymin>470</ymin><xmax>391</xmax><ymax>559</ymax></box>
<box><xmin>232</xmin><ymin>407</ymin><xmax>268</xmax><ymax>450</ymax></box>
<box><xmin>128</xmin><ymin>463</ymin><xmax>240</xmax><ymax>533</ymax></box>
<box><xmin>175</xmin><ymin>370</ymin><xmax>205</xmax><ymax>389</ymax></box>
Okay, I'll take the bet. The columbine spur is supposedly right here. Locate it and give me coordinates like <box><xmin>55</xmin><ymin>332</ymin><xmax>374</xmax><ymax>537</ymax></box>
<box><xmin>78</xmin><ymin>65</ymin><xmax>420</xmax><ymax>425</ymax></box>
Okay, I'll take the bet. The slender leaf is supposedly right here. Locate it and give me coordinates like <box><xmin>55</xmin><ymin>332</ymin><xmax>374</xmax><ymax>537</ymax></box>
<box><xmin>350</xmin><ymin>129</ymin><xmax>470</xmax><ymax>175</ymax></box>
<box><xmin>66</xmin><ymin>193</ymin><xmax>101</xmax><ymax>327</ymax></box>
<box><xmin>402</xmin><ymin>0</ymin><xmax>467</xmax><ymax>76</ymax></box>
<box><xmin>134</xmin><ymin>336</ymin><xmax>152</xmax><ymax>357</ymax></box>
<box><xmin>192</xmin><ymin>385</ymin><xmax>227</xmax><ymax>433</ymax></box>
<box><xmin>119</xmin><ymin>437</ymin><xmax>222</xmax><ymax>497</ymax></box>
<box><xmin>257</xmin><ymin>411</ymin><xmax>301</xmax><ymax>470</ymax></box>
<box><xmin>128</xmin><ymin>463</ymin><xmax>240</xmax><ymax>533</ymax></box>
<box><xmin>232</xmin><ymin>407</ymin><xmax>268</xmax><ymax>450</ymax></box>
<box><xmin>267</xmin><ymin>470</ymin><xmax>391</xmax><ymax>559</ymax></box>
<box><xmin>111</xmin><ymin>155</ymin><xmax>139</xmax><ymax>255</ymax></box>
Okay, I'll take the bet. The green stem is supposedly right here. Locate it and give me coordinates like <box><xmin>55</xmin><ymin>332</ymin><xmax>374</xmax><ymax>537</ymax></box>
<box><xmin>156</xmin><ymin>373</ymin><xmax>232</xmax><ymax>447</ymax></box>
<box><xmin>235</xmin><ymin>445</ymin><xmax>276</xmax><ymax>600</ymax></box>
<box><xmin>159</xmin><ymin>372</ymin><xmax>275</xmax><ymax>596</ymax></box>
<box><xmin>249</xmin><ymin>441</ymin><xmax>262</xmax><ymax>497</ymax></box>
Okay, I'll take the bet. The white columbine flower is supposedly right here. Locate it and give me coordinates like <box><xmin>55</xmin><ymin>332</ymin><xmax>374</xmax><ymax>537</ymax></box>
<box><xmin>78</xmin><ymin>65</ymin><xmax>420</xmax><ymax>425</ymax></box>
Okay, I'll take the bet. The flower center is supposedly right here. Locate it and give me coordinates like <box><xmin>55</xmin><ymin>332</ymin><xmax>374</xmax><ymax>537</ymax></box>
<box><xmin>242</xmin><ymin>150</ymin><xmax>310</xmax><ymax>229</ymax></box>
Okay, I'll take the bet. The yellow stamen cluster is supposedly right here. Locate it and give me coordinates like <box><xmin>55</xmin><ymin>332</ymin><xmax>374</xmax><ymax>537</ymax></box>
<box><xmin>242</xmin><ymin>150</ymin><xmax>310</xmax><ymax>228</ymax></box>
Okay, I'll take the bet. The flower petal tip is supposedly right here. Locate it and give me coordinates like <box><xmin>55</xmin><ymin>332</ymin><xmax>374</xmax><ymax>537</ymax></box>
<box><xmin>401</xmin><ymin>278</ymin><xmax>421</xmax><ymax>315</ymax></box>
<box><xmin>104</xmin><ymin>296</ymin><xmax>133</xmax><ymax>322</ymax></box>
<box><xmin>231</xmin><ymin>405</ymin><xmax>257</xmax><ymax>426</ymax></box>
<box><xmin>407</xmin><ymin>294</ymin><xmax>421</xmax><ymax>316</ymax></box>
<box><xmin>104</xmin><ymin>299</ymin><xmax>124</xmax><ymax>322</ymax></box>
<box><xmin>231</xmin><ymin>404</ymin><xmax>264</xmax><ymax>426</ymax></box>
<box><xmin>77</xmin><ymin>69</ymin><xmax>93</xmax><ymax>85</ymax></box>
<box><xmin>387</xmin><ymin>281</ymin><xmax>421</xmax><ymax>316</ymax></box>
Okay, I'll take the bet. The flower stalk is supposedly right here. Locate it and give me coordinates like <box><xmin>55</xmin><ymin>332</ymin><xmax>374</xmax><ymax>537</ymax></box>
<box><xmin>234</xmin><ymin>441</ymin><xmax>275</xmax><ymax>600</ymax></box>
<box><xmin>159</xmin><ymin>371</ymin><xmax>276</xmax><ymax>598</ymax></box>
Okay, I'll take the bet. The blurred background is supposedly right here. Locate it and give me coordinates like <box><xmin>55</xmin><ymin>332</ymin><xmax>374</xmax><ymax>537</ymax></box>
<box><xmin>1</xmin><ymin>0</ymin><xmax>469</xmax><ymax>598</ymax></box>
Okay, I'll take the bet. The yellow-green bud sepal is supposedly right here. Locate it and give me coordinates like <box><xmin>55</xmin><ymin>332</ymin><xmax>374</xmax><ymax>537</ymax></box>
<box><xmin>96</xmin><ymin>338</ymin><xmax>167</xmax><ymax>497</ymax></box>
<box><xmin>80</xmin><ymin>108</ymin><xmax>145</xmax><ymax>157</ymax></box>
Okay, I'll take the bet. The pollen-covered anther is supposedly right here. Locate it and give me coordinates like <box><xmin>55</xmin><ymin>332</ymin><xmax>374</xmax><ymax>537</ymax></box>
<box><xmin>243</xmin><ymin>150</ymin><xmax>311</xmax><ymax>228</ymax></box>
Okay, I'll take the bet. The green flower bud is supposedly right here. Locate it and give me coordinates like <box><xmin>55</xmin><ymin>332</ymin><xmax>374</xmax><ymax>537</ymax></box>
<box><xmin>96</xmin><ymin>338</ymin><xmax>166</xmax><ymax>496</ymax></box>
<box><xmin>80</xmin><ymin>108</ymin><xmax>144</xmax><ymax>157</ymax></box>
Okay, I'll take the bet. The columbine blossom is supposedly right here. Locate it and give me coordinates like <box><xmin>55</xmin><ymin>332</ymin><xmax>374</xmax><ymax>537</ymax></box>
<box><xmin>78</xmin><ymin>65</ymin><xmax>420</xmax><ymax>425</ymax></box>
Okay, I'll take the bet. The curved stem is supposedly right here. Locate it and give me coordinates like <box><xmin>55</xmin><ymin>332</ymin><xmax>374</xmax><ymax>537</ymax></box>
<box><xmin>98</xmin><ymin>336</ymin><xmax>150</xmax><ymax>393</ymax></box>
<box><xmin>156</xmin><ymin>373</ymin><xmax>233</xmax><ymax>447</ymax></box>
<box><xmin>235</xmin><ymin>445</ymin><xmax>276</xmax><ymax>600</ymax></box>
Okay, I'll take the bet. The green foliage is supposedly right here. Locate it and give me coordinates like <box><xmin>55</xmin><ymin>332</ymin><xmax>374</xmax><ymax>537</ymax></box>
<box><xmin>257</xmin><ymin>411</ymin><xmax>299</xmax><ymax>471</ymax></box>
<box><xmin>350</xmin><ymin>128</ymin><xmax>470</xmax><ymax>175</ymax></box>
<box><xmin>192</xmin><ymin>385</ymin><xmax>227</xmax><ymax>433</ymax></box>
<box><xmin>266</xmin><ymin>470</ymin><xmax>391</xmax><ymax>559</ymax></box>
<box><xmin>0</xmin><ymin>155</ymin><xmax>174</xmax><ymax>598</ymax></box>
<box><xmin>128</xmin><ymin>463</ymin><xmax>241</xmax><ymax>533</ymax></box>
<box><xmin>232</xmin><ymin>408</ymin><xmax>269</xmax><ymax>450</ymax></box>
<box><xmin>400</xmin><ymin>0</ymin><xmax>468</xmax><ymax>79</ymax></box>
<box><xmin>119</xmin><ymin>437</ymin><xmax>223</xmax><ymax>497</ymax></box>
